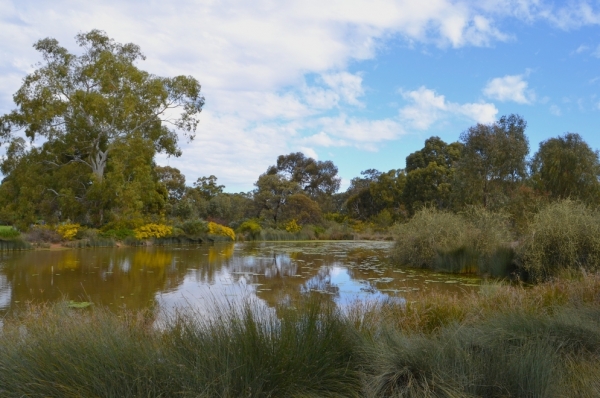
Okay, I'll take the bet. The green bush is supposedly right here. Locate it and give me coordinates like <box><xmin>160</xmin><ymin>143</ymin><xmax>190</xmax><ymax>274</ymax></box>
<box><xmin>239</xmin><ymin>219</ymin><xmax>262</xmax><ymax>240</ymax></box>
<box><xmin>0</xmin><ymin>226</ymin><xmax>20</xmax><ymax>239</ymax></box>
<box><xmin>179</xmin><ymin>219</ymin><xmax>208</xmax><ymax>237</ymax></box>
<box><xmin>100</xmin><ymin>228</ymin><xmax>136</xmax><ymax>241</ymax></box>
<box><xmin>518</xmin><ymin>199</ymin><xmax>600</xmax><ymax>280</ymax></box>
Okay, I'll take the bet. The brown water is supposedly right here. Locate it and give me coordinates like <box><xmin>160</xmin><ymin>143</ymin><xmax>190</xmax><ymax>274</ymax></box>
<box><xmin>0</xmin><ymin>241</ymin><xmax>481</xmax><ymax>315</ymax></box>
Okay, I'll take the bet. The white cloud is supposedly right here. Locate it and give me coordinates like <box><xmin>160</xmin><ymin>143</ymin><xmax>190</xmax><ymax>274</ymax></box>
<box><xmin>592</xmin><ymin>44</ymin><xmax>600</xmax><ymax>58</ymax></box>
<box><xmin>550</xmin><ymin>104</ymin><xmax>561</xmax><ymax>116</ymax></box>
<box><xmin>399</xmin><ymin>86</ymin><xmax>498</xmax><ymax>129</ymax></box>
<box><xmin>483</xmin><ymin>74</ymin><xmax>535</xmax><ymax>104</ymax></box>
<box><xmin>318</xmin><ymin>115</ymin><xmax>403</xmax><ymax>144</ymax></box>
<box><xmin>3</xmin><ymin>0</ymin><xmax>600</xmax><ymax>189</ymax></box>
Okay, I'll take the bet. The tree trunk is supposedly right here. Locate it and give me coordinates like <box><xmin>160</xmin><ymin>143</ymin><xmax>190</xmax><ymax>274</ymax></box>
<box><xmin>90</xmin><ymin>144</ymin><xmax>108</xmax><ymax>182</ymax></box>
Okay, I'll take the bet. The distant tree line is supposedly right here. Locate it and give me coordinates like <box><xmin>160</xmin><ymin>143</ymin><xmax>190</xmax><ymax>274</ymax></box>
<box><xmin>1</xmin><ymin>31</ymin><xmax>599</xmax><ymax>235</ymax></box>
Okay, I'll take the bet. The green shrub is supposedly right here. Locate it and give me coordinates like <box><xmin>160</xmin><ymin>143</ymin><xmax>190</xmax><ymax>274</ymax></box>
<box><xmin>179</xmin><ymin>219</ymin><xmax>208</xmax><ymax>237</ymax></box>
<box><xmin>518</xmin><ymin>200</ymin><xmax>600</xmax><ymax>280</ymax></box>
<box><xmin>100</xmin><ymin>228</ymin><xmax>136</xmax><ymax>241</ymax></box>
<box><xmin>0</xmin><ymin>226</ymin><xmax>20</xmax><ymax>239</ymax></box>
<box><xmin>239</xmin><ymin>219</ymin><xmax>262</xmax><ymax>240</ymax></box>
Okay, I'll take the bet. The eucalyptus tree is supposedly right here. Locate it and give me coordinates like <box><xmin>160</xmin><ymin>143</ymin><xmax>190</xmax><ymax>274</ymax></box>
<box><xmin>453</xmin><ymin>114</ymin><xmax>529</xmax><ymax>209</ymax></box>
<box><xmin>531</xmin><ymin>133</ymin><xmax>600</xmax><ymax>203</ymax></box>
<box><xmin>0</xmin><ymin>30</ymin><xmax>204</xmax><ymax>225</ymax></box>
<box><xmin>0</xmin><ymin>30</ymin><xmax>204</xmax><ymax>183</ymax></box>
<box><xmin>403</xmin><ymin>136</ymin><xmax>462</xmax><ymax>214</ymax></box>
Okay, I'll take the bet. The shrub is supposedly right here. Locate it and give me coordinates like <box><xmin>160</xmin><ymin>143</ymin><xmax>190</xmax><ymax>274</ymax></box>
<box><xmin>0</xmin><ymin>226</ymin><xmax>20</xmax><ymax>239</ymax></box>
<box><xmin>25</xmin><ymin>225</ymin><xmax>62</xmax><ymax>244</ymax></box>
<box><xmin>100</xmin><ymin>228</ymin><xmax>136</xmax><ymax>241</ymax></box>
<box><xmin>518</xmin><ymin>200</ymin><xmax>600</xmax><ymax>280</ymax></box>
<box><xmin>284</xmin><ymin>219</ymin><xmax>302</xmax><ymax>233</ymax></box>
<box><xmin>55</xmin><ymin>223</ymin><xmax>80</xmax><ymax>240</ymax></box>
<box><xmin>239</xmin><ymin>219</ymin><xmax>262</xmax><ymax>240</ymax></box>
<box><xmin>207</xmin><ymin>221</ymin><xmax>235</xmax><ymax>241</ymax></box>
<box><xmin>134</xmin><ymin>224</ymin><xmax>173</xmax><ymax>240</ymax></box>
<box><xmin>179</xmin><ymin>219</ymin><xmax>208</xmax><ymax>237</ymax></box>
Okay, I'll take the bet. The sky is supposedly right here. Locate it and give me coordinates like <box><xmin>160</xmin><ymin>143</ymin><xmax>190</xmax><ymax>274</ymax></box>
<box><xmin>1</xmin><ymin>0</ymin><xmax>600</xmax><ymax>193</ymax></box>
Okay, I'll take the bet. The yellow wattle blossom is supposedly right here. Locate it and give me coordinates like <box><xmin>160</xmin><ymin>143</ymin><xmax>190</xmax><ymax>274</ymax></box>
<box><xmin>207</xmin><ymin>222</ymin><xmax>235</xmax><ymax>241</ymax></box>
<box><xmin>285</xmin><ymin>219</ymin><xmax>302</xmax><ymax>233</ymax></box>
<box><xmin>134</xmin><ymin>224</ymin><xmax>173</xmax><ymax>240</ymax></box>
<box><xmin>56</xmin><ymin>223</ymin><xmax>80</xmax><ymax>240</ymax></box>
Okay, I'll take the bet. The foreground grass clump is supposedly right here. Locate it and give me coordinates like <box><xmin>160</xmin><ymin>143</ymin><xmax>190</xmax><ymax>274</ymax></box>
<box><xmin>0</xmin><ymin>300</ymin><xmax>361</xmax><ymax>398</ymax></box>
<box><xmin>518</xmin><ymin>199</ymin><xmax>600</xmax><ymax>281</ymax></box>
<box><xmin>392</xmin><ymin>207</ymin><xmax>513</xmax><ymax>275</ymax></box>
<box><xmin>1</xmin><ymin>275</ymin><xmax>599</xmax><ymax>397</ymax></box>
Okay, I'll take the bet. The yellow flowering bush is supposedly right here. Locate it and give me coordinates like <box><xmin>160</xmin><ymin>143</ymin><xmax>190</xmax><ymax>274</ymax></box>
<box><xmin>207</xmin><ymin>222</ymin><xmax>235</xmax><ymax>241</ymax></box>
<box><xmin>285</xmin><ymin>219</ymin><xmax>302</xmax><ymax>233</ymax></box>
<box><xmin>56</xmin><ymin>223</ymin><xmax>80</xmax><ymax>240</ymax></box>
<box><xmin>134</xmin><ymin>223</ymin><xmax>173</xmax><ymax>240</ymax></box>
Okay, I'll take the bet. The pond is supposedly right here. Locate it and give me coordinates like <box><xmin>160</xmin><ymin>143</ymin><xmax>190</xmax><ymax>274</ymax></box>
<box><xmin>0</xmin><ymin>241</ymin><xmax>481</xmax><ymax>316</ymax></box>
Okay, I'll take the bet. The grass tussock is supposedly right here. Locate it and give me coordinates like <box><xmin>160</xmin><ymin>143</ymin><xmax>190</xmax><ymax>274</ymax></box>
<box><xmin>0</xmin><ymin>299</ymin><xmax>361</xmax><ymax>398</ymax></box>
<box><xmin>392</xmin><ymin>207</ymin><xmax>514</xmax><ymax>275</ymax></box>
<box><xmin>518</xmin><ymin>199</ymin><xmax>600</xmax><ymax>281</ymax></box>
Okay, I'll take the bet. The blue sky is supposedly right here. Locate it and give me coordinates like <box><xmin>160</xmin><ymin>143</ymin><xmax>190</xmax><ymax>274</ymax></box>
<box><xmin>1</xmin><ymin>0</ymin><xmax>600</xmax><ymax>192</ymax></box>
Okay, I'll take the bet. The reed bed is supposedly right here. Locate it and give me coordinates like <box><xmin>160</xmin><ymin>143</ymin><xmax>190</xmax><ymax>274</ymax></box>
<box><xmin>0</xmin><ymin>274</ymin><xmax>599</xmax><ymax>397</ymax></box>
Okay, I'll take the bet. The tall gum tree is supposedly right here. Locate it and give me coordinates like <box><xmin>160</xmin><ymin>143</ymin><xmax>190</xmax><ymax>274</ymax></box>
<box><xmin>0</xmin><ymin>30</ymin><xmax>204</xmax><ymax>183</ymax></box>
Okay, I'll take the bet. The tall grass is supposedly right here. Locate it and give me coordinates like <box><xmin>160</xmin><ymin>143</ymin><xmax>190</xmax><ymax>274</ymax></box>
<box><xmin>392</xmin><ymin>207</ymin><xmax>514</xmax><ymax>275</ymax></box>
<box><xmin>518</xmin><ymin>199</ymin><xmax>600</xmax><ymax>280</ymax></box>
<box><xmin>0</xmin><ymin>299</ymin><xmax>361</xmax><ymax>398</ymax></box>
<box><xmin>0</xmin><ymin>238</ymin><xmax>31</xmax><ymax>251</ymax></box>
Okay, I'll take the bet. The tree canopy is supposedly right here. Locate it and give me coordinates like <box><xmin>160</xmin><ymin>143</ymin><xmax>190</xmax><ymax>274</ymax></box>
<box><xmin>0</xmin><ymin>30</ymin><xmax>204</xmax><ymax>227</ymax></box>
<box><xmin>531</xmin><ymin>133</ymin><xmax>600</xmax><ymax>203</ymax></box>
<box><xmin>0</xmin><ymin>30</ymin><xmax>204</xmax><ymax>182</ymax></box>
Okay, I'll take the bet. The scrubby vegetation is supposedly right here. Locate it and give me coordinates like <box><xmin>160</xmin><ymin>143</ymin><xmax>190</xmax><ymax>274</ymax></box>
<box><xmin>1</xmin><ymin>273</ymin><xmax>599</xmax><ymax>397</ymax></box>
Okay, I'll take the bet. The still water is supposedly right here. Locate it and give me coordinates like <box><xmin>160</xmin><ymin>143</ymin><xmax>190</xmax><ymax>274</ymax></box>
<box><xmin>0</xmin><ymin>241</ymin><xmax>481</xmax><ymax>315</ymax></box>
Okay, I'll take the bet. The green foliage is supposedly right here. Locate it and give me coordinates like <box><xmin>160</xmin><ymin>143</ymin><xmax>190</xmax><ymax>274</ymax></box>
<box><xmin>0</xmin><ymin>30</ymin><xmax>203</xmax><ymax>227</ymax></box>
<box><xmin>239</xmin><ymin>219</ymin><xmax>262</xmax><ymax>240</ymax></box>
<box><xmin>0</xmin><ymin>226</ymin><xmax>20</xmax><ymax>239</ymax></box>
<box><xmin>100</xmin><ymin>228</ymin><xmax>136</xmax><ymax>241</ymax></box>
<box><xmin>531</xmin><ymin>132</ymin><xmax>600</xmax><ymax>203</ymax></box>
<box><xmin>268</xmin><ymin>152</ymin><xmax>341</xmax><ymax>198</ymax></box>
<box><xmin>179</xmin><ymin>219</ymin><xmax>208</xmax><ymax>237</ymax></box>
<box><xmin>518</xmin><ymin>200</ymin><xmax>600</xmax><ymax>280</ymax></box>
<box><xmin>345</xmin><ymin>169</ymin><xmax>406</xmax><ymax>221</ymax></box>
<box><xmin>454</xmin><ymin>114</ymin><xmax>529</xmax><ymax>209</ymax></box>
<box><xmin>403</xmin><ymin>136</ymin><xmax>462</xmax><ymax>214</ymax></box>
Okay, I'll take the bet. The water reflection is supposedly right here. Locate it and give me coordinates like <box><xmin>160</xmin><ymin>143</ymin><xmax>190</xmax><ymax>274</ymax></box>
<box><xmin>0</xmin><ymin>242</ymin><xmax>481</xmax><ymax>316</ymax></box>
